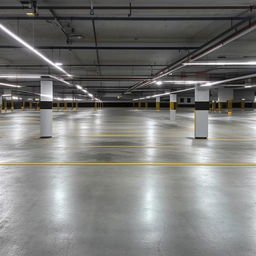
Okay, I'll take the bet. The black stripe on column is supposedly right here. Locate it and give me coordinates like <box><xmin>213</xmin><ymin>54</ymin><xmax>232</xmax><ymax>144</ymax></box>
<box><xmin>195</xmin><ymin>101</ymin><xmax>209</xmax><ymax>110</ymax></box>
<box><xmin>40</xmin><ymin>101</ymin><xmax>52</xmax><ymax>109</ymax></box>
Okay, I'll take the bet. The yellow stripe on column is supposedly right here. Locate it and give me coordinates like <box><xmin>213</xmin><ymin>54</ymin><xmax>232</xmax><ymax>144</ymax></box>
<box><xmin>11</xmin><ymin>98</ymin><xmax>14</xmax><ymax>111</ymax></box>
<box><xmin>156</xmin><ymin>102</ymin><xmax>160</xmax><ymax>111</ymax></box>
<box><xmin>170</xmin><ymin>102</ymin><xmax>176</xmax><ymax>110</ymax></box>
<box><xmin>218</xmin><ymin>102</ymin><xmax>222</xmax><ymax>112</ymax></box>
<box><xmin>227</xmin><ymin>99</ymin><xmax>233</xmax><ymax>115</ymax></box>
<box><xmin>241</xmin><ymin>100</ymin><xmax>245</xmax><ymax>111</ymax></box>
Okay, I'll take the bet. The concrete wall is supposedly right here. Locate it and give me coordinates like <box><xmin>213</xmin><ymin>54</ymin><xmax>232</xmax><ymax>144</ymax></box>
<box><xmin>234</xmin><ymin>90</ymin><xmax>255</xmax><ymax>102</ymax></box>
<box><xmin>177</xmin><ymin>96</ymin><xmax>195</xmax><ymax>105</ymax></box>
<box><xmin>218</xmin><ymin>88</ymin><xmax>234</xmax><ymax>102</ymax></box>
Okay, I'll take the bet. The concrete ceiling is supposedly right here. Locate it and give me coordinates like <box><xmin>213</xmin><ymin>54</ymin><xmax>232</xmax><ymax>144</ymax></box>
<box><xmin>0</xmin><ymin>0</ymin><xmax>256</xmax><ymax>101</ymax></box>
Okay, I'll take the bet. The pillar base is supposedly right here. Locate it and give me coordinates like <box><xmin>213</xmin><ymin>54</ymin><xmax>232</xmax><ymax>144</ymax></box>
<box><xmin>195</xmin><ymin>137</ymin><xmax>207</xmax><ymax>139</ymax></box>
<box><xmin>40</xmin><ymin>136</ymin><xmax>52</xmax><ymax>139</ymax></box>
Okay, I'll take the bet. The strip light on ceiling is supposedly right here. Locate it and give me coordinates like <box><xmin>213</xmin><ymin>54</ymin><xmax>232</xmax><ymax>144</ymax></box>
<box><xmin>0</xmin><ymin>24</ymin><xmax>72</xmax><ymax>77</ymax></box>
<box><xmin>0</xmin><ymin>74</ymin><xmax>41</xmax><ymax>79</ymax></box>
<box><xmin>0</xmin><ymin>82</ymin><xmax>21</xmax><ymax>88</ymax></box>
<box><xmin>163</xmin><ymin>80</ymin><xmax>210</xmax><ymax>84</ymax></box>
<box><xmin>200</xmin><ymin>73</ymin><xmax>256</xmax><ymax>87</ymax></box>
<box><xmin>133</xmin><ymin>88</ymin><xmax>194</xmax><ymax>101</ymax></box>
<box><xmin>183</xmin><ymin>61</ymin><xmax>256</xmax><ymax>66</ymax></box>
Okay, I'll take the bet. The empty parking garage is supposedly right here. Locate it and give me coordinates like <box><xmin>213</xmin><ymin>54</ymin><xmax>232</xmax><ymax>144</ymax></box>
<box><xmin>1</xmin><ymin>1</ymin><xmax>256</xmax><ymax>256</ymax></box>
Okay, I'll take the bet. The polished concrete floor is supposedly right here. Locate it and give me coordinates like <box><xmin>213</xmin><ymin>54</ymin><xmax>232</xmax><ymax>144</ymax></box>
<box><xmin>1</xmin><ymin>107</ymin><xmax>256</xmax><ymax>255</ymax></box>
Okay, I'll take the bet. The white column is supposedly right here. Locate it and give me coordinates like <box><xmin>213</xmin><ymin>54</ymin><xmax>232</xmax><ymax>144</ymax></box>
<box><xmin>194</xmin><ymin>86</ymin><xmax>209</xmax><ymax>139</ymax></box>
<box><xmin>170</xmin><ymin>94</ymin><xmax>177</xmax><ymax>121</ymax></box>
<box><xmin>40</xmin><ymin>78</ymin><xmax>53</xmax><ymax>138</ymax></box>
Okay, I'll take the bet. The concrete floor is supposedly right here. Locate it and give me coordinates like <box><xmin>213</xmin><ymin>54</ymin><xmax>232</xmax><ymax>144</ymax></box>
<box><xmin>1</xmin><ymin>108</ymin><xmax>256</xmax><ymax>255</ymax></box>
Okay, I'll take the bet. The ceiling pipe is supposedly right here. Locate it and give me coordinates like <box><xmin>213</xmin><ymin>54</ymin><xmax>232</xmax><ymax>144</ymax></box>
<box><xmin>1</xmin><ymin>5</ymin><xmax>255</xmax><ymax>10</ymax></box>
<box><xmin>0</xmin><ymin>16</ymin><xmax>249</xmax><ymax>21</ymax></box>
<box><xmin>12</xmin><ymin>76</ymin><xmax>149</xmax><ymax>82</ymax></box>
<box><xmin>201</xmin><ymin>73</ymin><xmax>256</xmax><ymax>87</ymax></box>
<box><xmin>0</xmin><ymin>45</ymin><xmax>199</xmax><ymax>51</ymax></box>
<box><xmin>0</xmin><ymin>64</ymin><xmax>167</xmax><ymax>68</ymax></box>
<box><xmin>125</xmin><ymin>17</ymin><xmax>256</xmax><ymax>93</ymax></box>
<box><xmin>69</xmin><ymin>77</ymin><xmax>148</xmax><ymax>81</ymax></box>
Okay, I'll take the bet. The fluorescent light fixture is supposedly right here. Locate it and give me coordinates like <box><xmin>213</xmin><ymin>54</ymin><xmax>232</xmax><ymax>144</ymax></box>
<box><xmin>183</xmin><ymin>61</ymin><xmax>256</xmax><ymax>66</ymax></box>
<box><xmin>0</xmin><ymin>24</ymin><xmax>72</xmax><ymax>77</ymax></box>
<box><xmin>54</xmin><ymin>97</ymin><xmax>62</xmax><ymax>101</ymax></box>
<box><xmin>50</xmin><ymin>75</ymin><xmax>71</xmax><ymax>86</ymax></box>
<box><xmin>76</xmin><ymin>85</ymin><xmax>82</xmax><ymax>90</ymax></box>
<box><xmin>155</xmin><ymin>81</ymin><xmax>163</xmax><ymax>86</ymax></box>
<box><xmin>133</xmin><ymin>88</ymin><xmax>194</xmax><ymax>101</ymax></box>
<box><xmin>26</xmin><ymin>12</ymin><xmax>37</xmax><ymax>17</ymax></box>
<box><xmin>0</xmin><ymin>74</ymin><xmax>41</xmax><ymax>79</ymax></box>
<box><xmin>0</xmin><ymin>82</ymin><xmax>21</xmax><ymax>88</ymax></box>
<box><xmin>163</xmin><ymin>80</ymin><xmax>209</xmax><ymax>84</ymax></box>
<box><xmin>201</xmin><ymin>73</ymin><xmax>256</xmax><ymax>87</ymax></box>
<box><xmin>245</xmin><ymin>85</ymin><xmax>252</xmax><ymax>88</ymax></box>
<box><xmin>88</xmin><ymin>93</ymin><xmax>93</xmax><ymax>98</ymax></box>
<box><xmin>55</xmin><ymin>62</ymin><xmax>63</xmax><ymax>66</ymax></box>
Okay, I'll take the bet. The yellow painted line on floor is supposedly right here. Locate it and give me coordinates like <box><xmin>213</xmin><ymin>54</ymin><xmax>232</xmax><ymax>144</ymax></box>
<box><xmin>66</xmin><ymin>145</ymin><xmax>179</xmax><ymax>148</ymax></box>
<box><xmin>87</xmin><ymin>135</ymin><xmax>181</xmax><ymax>138</ymax></box>
<box><xmin>88</xmin><ymin>134</ymin><xmax>148</xmax><ymax>137</ymax></box>
<box><xmin>209</xmin><ymin>138</ymin><xmax>256</xmax><ymax>141</ymax></box>
<box><xmin>0</xmin><ymin>162</ymin><xmax>256</xmax><ymax>166</ymax></box>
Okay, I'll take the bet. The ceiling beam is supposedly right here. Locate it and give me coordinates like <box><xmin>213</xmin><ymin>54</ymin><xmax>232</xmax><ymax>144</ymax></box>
<box><xmin>0</xmin><ymin>64</ymin><xmax>167</xmax><ymax>67</ymax></box>
<box><xmin>1</xmin><ymin>5</ymin><xmax>255</xmax><ymax>10</ymax></box>
<box><xmin>0</xmin><ymin>16</ymin><xmax>249</xmax><ymax>21</ymax></box>
<box><xmin>124</xmin><ymin>16</ymin><xmax>256</xmax><ymax>93</ymax></box>
<box><xmin>0</xmin><ymin>45</ymin><xmax>199</xmax><ymax>50</ymax></box>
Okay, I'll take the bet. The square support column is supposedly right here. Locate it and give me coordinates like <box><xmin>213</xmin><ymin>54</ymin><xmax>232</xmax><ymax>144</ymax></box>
<box><xmin>156</xmin><ymin>96</ymin><xmax>160</xmax><ymax>111</ymax></box>
<box><xmin>194</xmin><ymin>86</ymin><xmax>209</xmax><ymax>139</ymax></box>
<box><xmin>40</xmin><ymin>78</ymin><xmax>53</xmax><ymax>138</ymax></box>
<box><xmin>170</xmin><ymin>94</ymin><xmax>177</xmax><ymax>121</ymax></box>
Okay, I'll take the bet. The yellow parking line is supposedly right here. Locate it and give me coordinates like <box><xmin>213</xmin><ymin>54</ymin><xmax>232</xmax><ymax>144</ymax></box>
<box><xmin>66</xmin><ymin>145</ymin><xmax>179</xmax><ymax>148</ymax></box>
<box><xmin>87</xmin><ymin>135</ymin><xmax>181</xmax><ymax>137</ymax></box>
<box><xmin>0</xmin><ymin>162</ymin><xmax>256</xmax><ymax>166</ymax></box>
<box><xmin>209</xmin><ymin>138</ymin><xmax>256</xmax><ymax>141</ymax></box>
<box><xmin>88</xmin><ymin>134</ymin><xmax>146</xmax><ymax>137</ymax></box>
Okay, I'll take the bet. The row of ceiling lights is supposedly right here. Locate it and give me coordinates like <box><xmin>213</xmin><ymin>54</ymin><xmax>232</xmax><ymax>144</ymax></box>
<box><xmin>0</xmin><ymin>23</ymin><xmax>101</xmax><ymax>102</ymax></box>
<box><xmin>134</xmin><ymin>79</ymin><xmax>256</xmax><ymax>101</ymax></box>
